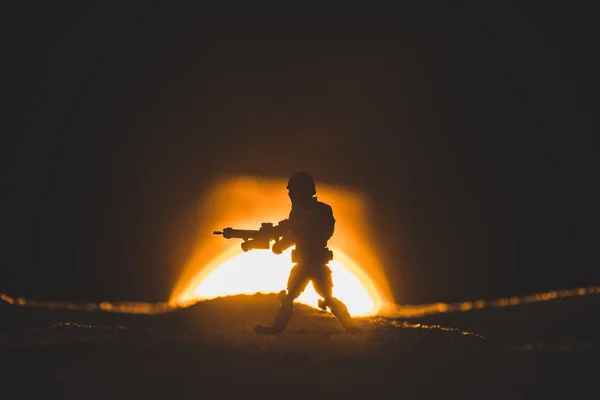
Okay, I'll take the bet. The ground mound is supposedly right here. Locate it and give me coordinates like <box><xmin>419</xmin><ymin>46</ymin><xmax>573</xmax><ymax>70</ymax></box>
<box><xmin>1</xmin><ymin>293</ymin><xmax>598</xmax><ymax>398</ymax></box>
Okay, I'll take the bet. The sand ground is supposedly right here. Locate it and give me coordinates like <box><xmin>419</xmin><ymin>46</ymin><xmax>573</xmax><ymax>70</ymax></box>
<box><xmin>1</xmin><ymin>293</ymin><xmax>598</xmax><ymax>399</ymax></box>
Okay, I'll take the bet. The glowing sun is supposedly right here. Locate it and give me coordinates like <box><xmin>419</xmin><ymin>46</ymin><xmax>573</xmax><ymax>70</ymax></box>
<box><xmin>192</xmin><ymin>248</ymin><xmax>380</xmax><ymax>316</ymax></box>
<box><xmin>170</xmin><ymin>176</ymin><xmax>393</xmax><ymax>317</ymax></box>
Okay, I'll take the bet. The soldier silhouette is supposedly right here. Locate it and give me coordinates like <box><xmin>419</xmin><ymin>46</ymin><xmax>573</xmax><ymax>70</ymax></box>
<box><xmin>254</xmin><ymin>172</ymin><xmax>363</xmax><ymax>334</ymax></box>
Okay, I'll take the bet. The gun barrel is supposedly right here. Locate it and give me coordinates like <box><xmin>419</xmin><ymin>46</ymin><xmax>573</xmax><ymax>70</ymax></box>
<box><xmin>214</xmin><ymin>227</ymin><xmax>263</xmax><ymax>240</ymax></box>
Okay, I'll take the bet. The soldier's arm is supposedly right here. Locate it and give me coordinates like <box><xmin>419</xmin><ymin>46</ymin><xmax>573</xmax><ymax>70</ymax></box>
<box><xmin>272</xmin><ymin>219</ymin><xmax>295</xmax><ymax>254</ymax></box>
<box><xmin>272</xmin><ymin>236</ymin><xmax>295</xmax><ymax>254</ymax></box>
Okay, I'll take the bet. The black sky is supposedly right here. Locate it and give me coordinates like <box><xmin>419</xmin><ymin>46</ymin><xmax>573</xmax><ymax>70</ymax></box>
<box><xmin>2</xmin><ymin>10</ymin><xmax>596</xmax><ymax>304</ymax></box>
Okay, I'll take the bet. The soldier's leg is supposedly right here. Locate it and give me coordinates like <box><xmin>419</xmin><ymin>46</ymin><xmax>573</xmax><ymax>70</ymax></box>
<box><xmin>255</xmin><ymin>264</ymin><xmax>309</xmax><ymax>334</ymax></box>
<box><xmin>312</xmin><ymin>266</ymin><xmax>362</xmax><ymax>333</ymax></box>
<box><xmin>272</xmin><ymin>264</ymin><xmax>310</xmax><ymax>330</ymax></box>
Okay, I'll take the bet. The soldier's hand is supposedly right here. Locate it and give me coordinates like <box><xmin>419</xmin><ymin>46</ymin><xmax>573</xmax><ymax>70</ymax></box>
<box><xmin>277</xmin><ymin>219</ymin><xmax>291</xmax><ymax>231</ymax></box>
<box><xmin>272</xmin><ymin>242</ymin><xmax>283</xmax><ymax>255</ymax></box>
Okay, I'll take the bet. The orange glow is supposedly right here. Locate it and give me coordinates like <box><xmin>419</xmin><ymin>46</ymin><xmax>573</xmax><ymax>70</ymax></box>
<box><xmin>170</xmin><ymin>176</ymin><xmax>394</xmax><ymax>316</ymax></box>
<box><xmin>191</xmin><ymin>248</ymin><xmax>380</xmax><ymax>316</ymax></box>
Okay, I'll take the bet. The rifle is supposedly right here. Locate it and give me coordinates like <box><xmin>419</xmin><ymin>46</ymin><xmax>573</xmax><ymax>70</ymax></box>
<box><xmin>213</xmin><ymin>222</ymin><xmax>288</xmax><ymax>252</ymax></box>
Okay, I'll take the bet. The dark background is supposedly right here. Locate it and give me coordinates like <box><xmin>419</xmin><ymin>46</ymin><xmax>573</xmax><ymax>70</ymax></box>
<box><xmin>2</xmin><ymin>10</ymin><xmax>596</xmax><ymax>305</ymax></box>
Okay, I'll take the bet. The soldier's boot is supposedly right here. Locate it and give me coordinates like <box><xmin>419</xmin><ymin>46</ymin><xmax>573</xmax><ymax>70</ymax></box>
<box><xmin>317</xmin><ymin>298</ymin><xmax>328</xmax><ymax>311</ymax></box>
<box><xmin>328</xmin><ymin>297</ymin><xmax>363</xmax><ymax>334</ymax></box>
<box><xmin>254</xmin><ymin>291</ymin><xmax>294</xmax><ymax>334</ymax></box>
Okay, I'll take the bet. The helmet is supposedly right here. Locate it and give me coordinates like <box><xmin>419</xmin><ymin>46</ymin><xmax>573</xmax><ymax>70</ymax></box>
<box><xmin>286</xmin><ymin>172</ymin><xmax>316</xmax><ymax>197</ymax></box>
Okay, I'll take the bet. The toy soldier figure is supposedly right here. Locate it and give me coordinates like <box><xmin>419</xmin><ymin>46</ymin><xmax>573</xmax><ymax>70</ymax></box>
<box><xmin>254</xmin><ymin>172</ymin><xmax>363</xmax><ymax>334</ymax></box>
